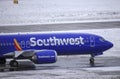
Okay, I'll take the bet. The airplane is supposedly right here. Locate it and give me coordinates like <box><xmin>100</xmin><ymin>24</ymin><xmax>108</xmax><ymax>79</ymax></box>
<box><xmin>0</xmin><ymin>31</ymin><xmax>113</xmax><ymax>68</ymax></box>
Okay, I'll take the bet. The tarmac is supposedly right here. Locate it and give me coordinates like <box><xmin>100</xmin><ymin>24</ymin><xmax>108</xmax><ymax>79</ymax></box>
<box><xmin>0</xmin><ymin>21</ymin><xmax>120</xmax><ymax>79</ymax></box>
<box><xmin>0</xmin><ymin>56</ymin><xmax>120</xmax><ymax>79</ymax></box>
<box><xmin>0</xmin><ymin>21</ymin><xmax>120</xmax><ymax>33</ymax></box>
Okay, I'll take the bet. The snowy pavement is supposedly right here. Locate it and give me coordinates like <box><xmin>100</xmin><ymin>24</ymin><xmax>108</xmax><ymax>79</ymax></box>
<box><xmin>0</xmin><ymin>22</ymin><xmax>120</xmax><ymax>79</ymax></box>
<box><xmin>0</xmin><ymin>56</ymin><xmax>120</xmax><ymax>79</ymax></box>
<box><xmin>83</xmin><ymin>66</ymin><xmax>120</xmax><ymax>72</ymax></box>
<box><xmin>0</xmin><ymin>0</ymin><xmax>120</xmax><ymax>78</ymax></box>
<box><xmin>0</xmin><ymin>0</ymin><xmax>120</xmax><ymax>25</ymax></box>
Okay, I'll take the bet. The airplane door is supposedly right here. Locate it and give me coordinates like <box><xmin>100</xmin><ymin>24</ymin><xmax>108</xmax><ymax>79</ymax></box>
<box><xmin>20</xmin><ymin>41</ymin><xmax>25</xmax><ymax>48</ymax></box>
<box><xmin>26</xmin><ymin>41</ymin><xmax>30</xmax><ymax>48</ymax></box>
<box><xmin>90</xmin><ymin>36</ymin><xmax>95</xmax><ymax>47</ymax></box>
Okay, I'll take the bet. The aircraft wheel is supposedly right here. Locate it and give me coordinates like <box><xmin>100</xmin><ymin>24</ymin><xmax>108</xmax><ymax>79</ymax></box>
<box><xmin>90</xmin><ymin>57</ymin><xmax>95</xmax><ymax>67</ymax></box>
<box><xmin>10</xmin><ymin>60</ymin><xmax>18</xmax><ymax>68</ymax></box>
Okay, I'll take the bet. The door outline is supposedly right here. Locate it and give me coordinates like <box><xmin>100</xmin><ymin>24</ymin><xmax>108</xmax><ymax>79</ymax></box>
<box><xmin>90</xmin><ymin>36</ymin><xmax>95</xmax><ymax>47</ymax></box>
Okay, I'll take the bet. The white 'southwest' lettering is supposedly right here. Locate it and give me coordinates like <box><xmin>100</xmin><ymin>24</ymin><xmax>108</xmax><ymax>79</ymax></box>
<box><xmin>30</xmin><ymin>36</ymin><xmax>84</xmax><ymax>46</ymax></box>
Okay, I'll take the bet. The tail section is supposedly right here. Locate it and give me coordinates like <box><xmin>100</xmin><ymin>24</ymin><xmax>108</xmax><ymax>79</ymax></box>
<box><xmin>13</xmin><ymin>39</ymin><xmax>22</xmax><ymax>51</ymax></box>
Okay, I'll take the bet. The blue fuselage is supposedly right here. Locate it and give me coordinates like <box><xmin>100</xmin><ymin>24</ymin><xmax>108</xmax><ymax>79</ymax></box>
<box><xmin>0</xmin><ymin>32</ymin><xmax>113</xmax><ymax>57</ymax></box>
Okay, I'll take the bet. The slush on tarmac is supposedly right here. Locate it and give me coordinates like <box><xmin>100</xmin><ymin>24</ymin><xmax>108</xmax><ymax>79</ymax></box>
<box><xmin>0</xmin><ymin>21</ymin><xmax>120</xmax><ymax>79</ymax></box>
<box><xmin>0</xmin><ymin>0</ymin><xmax>120</xmax><ymax>78</ymax></box>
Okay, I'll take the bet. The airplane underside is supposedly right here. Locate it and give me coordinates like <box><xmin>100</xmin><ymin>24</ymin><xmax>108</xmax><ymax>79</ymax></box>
<box><xmin>0</xmin><ymin>51</ymin><xmax>98</xmax><ymax>70</ymax></box>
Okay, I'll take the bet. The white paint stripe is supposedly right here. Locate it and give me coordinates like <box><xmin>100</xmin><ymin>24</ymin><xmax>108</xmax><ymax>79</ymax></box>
<box><xmin>83</xmin><ymin>66</ymin><xmax>120</xmax><ymax>71</ymax></box>
<box><xmin>0</xmin><ymin>28</ymin><xmax>119</xmax><ymax>35</ymax></box>
<box><xmin>0</xmin><ymin>19</ymin><xmax>120</xmax><ymax>26</ymax></box>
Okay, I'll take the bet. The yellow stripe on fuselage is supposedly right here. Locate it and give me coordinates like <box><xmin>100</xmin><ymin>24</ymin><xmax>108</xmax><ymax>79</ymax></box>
<box><xmin>13</xmin><ymin>38</ymin><xmax>22</xmax><ymax>51</ymax></box>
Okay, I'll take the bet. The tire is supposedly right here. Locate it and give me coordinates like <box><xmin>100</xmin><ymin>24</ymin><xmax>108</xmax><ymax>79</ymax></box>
<box><xmin>90</xmin><ymin>57</ymin><xmax>95</xmax><ymax>67</ymax></box>
<box><xmin>10</xmin><ymin>60</ymin><xmax>18</xmax><ymax>68</ymax></box>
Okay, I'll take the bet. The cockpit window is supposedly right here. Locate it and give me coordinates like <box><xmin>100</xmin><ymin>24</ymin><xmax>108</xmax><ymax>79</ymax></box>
<box><xmin>99</xmin><ymin>38</ymin><xmax>105</xmax><ymax>42</ymax></box>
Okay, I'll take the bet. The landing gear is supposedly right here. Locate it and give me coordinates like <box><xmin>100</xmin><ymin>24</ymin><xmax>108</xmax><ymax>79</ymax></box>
<box><xmin>0</xmin><ymin>58</ymin><xmax>19</xmax><ymax>71</ymax></box>
<box><xmin>9</xmin><ymin>60</ymin><xmax>18</xmax><ymax>71</ymax></box>
<box><xmin>10</xmin><ymin>60</ymin><xmax>18</xmax><ymax>67</ymax></box>
<box><xmin>0</xmin><ymin>58</ymin><xmax>6</xmax><ymax>64</ymax></box>
<box><xmin>89</xmin><ymin>57</ymin><xmax>95</xmax><ymax>67</ymax></box>
<box><xmin>0</xmin><ymin>58</ymin><xmax>6</xmax><ymax>71</ymax></box>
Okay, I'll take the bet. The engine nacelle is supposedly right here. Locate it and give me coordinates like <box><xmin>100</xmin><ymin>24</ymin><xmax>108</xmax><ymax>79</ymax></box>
<box><xmin>31</xmin><ymin>50</ymin><xmax>57</xmax><ymax>64</ymax></box>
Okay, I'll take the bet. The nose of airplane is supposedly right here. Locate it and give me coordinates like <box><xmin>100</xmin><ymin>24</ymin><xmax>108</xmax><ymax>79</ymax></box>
<box><xmin>105</xmin><ymin>41</ymin><xmax>113</xmax><ymax>50</ymax></box>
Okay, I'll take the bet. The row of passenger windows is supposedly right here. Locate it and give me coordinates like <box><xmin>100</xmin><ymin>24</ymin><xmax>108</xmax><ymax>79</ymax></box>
<box><xmin>0</xmin><ymin>41</ymin><xmax>31</xmax><ymax>48</ymax></box>
<box><xmin>0</xmin><ymin>43</ymin><xmax>14</xmax><ymax>46</ymax></box>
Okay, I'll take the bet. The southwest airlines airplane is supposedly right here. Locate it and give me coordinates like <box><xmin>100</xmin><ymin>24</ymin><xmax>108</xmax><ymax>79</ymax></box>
<box><xmin>0</xmin><ymin>31</ymin><xmax>113</xmax><ymax>67</ymax></box>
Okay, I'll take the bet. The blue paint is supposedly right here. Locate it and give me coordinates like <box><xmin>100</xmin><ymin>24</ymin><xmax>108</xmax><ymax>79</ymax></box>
<box><xmin>0</xmin><ymin>32</ymin><xmax>113</xmax><ymax>57</ymax></box>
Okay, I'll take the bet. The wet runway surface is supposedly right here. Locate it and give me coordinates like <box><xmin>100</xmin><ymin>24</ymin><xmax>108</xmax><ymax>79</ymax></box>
<box><xmin>0</xmin><ymin>55</ymin><xmax>120</xmax><ymax>79</ymax></box>
<box><xmin>0</xmin><ymin>21</ymin><xmax>120</xmax><ymax>33</ymax></box>
<box><xmin>0</xmin><ymin>21</ymin><xmax>120</xmax><ymax>79</ymax></box>
<box><xmin>35</xmin><ymin>55</ymin><xmax>120</xmax><ymax>69</ymax></box>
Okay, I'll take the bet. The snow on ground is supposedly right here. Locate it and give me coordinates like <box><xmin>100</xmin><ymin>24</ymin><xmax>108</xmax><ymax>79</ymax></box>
<box><xmin>83</xmin><ymin>66</ymin><xmax>120</xmax><ymax>72</ymax></box>
<box><xmin>0</xmin><ymin>69</ymin><xmax>119</xmax><ymax>79</ymax></box>
<box><xmin>0</xmin><ymin>0</ymin><xmax>120</xmax><ymax>25</ymax></box>
<box><xmin>0</xmin><ymin>0</ymin><xmax>120</xmax><ymax>76</ymax></box>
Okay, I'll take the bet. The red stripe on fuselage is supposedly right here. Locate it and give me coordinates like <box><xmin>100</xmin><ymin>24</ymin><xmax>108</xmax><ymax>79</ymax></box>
<box><xmin>13</xmin><ymin>39</ymin><xmax>22</xmax><ymax>51</ymax></box>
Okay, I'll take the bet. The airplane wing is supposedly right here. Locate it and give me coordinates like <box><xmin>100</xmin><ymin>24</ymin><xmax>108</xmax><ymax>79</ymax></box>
<box><xmin>3</xmin><ymin>39</ymin><xmax>35</xmax><ymax>59</ymax></box>
<box><xmin>3</xmin><ymin>38</ymin><xmax>57</xmax><ymax>65</ymax></box>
